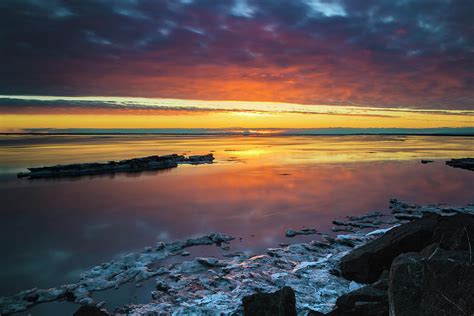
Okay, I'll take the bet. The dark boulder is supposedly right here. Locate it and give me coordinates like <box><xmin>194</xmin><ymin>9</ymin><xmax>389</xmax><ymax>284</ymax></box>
<box><xmin>340</xmin><ymin>213</ymin><xmax>439</xmax><ymax>283</ymax></box>
<box><xmin>340</xmin><ymin>213</ymin><xmax>474</xmax><ymax>283</ymax></box>
<box><xmin>73</xmin><ymin>305</ymin><xmax>109</xmax><ymax>316</ymax></box>
<box><xmin>432</xmin><ymin>213</ymin><xmax>474</xmax><ymax>250</ymax></box>
<box><xmin>328</xmin><ymin>272</ymin><xmax>389</xmax><ymax>316</ymax></box>
<box><xmin>242</xmin><ymin>286</ymin><xmax>296</xmax><ymax>316</ymax></box>
<box><xmin>389</xmin><ymin>245</ymin><xmax>474</xmax><ymax>316</ymax></box>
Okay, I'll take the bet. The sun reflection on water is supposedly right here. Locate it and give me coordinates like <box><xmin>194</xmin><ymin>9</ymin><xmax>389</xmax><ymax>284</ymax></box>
<box><xmin>0</xmin><ymin>135</ymin><xmax>473</xmax><ymax>174</ymax></box>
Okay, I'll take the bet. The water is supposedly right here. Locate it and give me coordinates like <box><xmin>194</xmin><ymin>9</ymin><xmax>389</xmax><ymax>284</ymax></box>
<box><xmin>0</xmin><ymin>135</ymin><xmax>473</xmax><ymax>313</ymax></box>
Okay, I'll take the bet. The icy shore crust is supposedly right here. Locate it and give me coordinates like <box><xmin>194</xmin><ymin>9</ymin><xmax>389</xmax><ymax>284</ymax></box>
<box><xmin>17</xmin><ymin>153</ymin><xmax>215</xmax><ymax>179</ymax></box>
<box><xmin>1</xmin><ymin>200</ymin><xmax>473</xmax><ymax>315</ymax></box>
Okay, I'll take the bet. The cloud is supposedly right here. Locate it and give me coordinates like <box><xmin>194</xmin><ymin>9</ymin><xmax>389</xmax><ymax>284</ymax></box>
<box><xmin>1</xmin><ymin>95</ymin><xmax>472</xmax><ymax>118</ymax></box>
<box><xmin>0</xmin><ymin>0</ymin><xmax>473</xmax><ymax>109</ymax></box>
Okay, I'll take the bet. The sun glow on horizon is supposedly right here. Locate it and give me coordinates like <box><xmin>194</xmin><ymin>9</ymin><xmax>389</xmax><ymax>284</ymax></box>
<box><xmin>0</xmin><ymin>95</ymin><xmax>473</xmax><ymax>132</ymax></box>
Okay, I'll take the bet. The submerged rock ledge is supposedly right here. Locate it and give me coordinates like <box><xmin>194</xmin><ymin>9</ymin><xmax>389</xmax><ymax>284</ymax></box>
<box><xmin>446</xmin><ymin>157</ymin><xmax>474</xmax><ymax>171</ymax></box>
<box><xmin>1</xmin><ymin>199</ymin><xmax>473</xmax><ymax>315</ymax></box>
<box><xmin>17</xmin><ymin>153</ymin><xmax>214</xmax><ymax>179</ymax></box>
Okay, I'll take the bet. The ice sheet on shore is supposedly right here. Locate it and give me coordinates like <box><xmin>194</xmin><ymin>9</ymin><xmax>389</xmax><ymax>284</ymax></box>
<box><xmin>17</xmin><ymin>153</ymin><xmax>215</xmax><ymax>179</ymax></box>
<box><xmin>1</xmin><ymin>200</ymin><xmax>473</xmax><ymax>315</ymax></box>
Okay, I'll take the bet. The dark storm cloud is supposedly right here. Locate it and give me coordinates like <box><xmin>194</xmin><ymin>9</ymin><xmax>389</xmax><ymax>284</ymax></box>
<box><xmin>0</xmin><ymin>0</ymin><xmax>473</xmax><ymax>109</ymax></box>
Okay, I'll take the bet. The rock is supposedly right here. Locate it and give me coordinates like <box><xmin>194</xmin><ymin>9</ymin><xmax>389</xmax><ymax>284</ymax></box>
<box><xmin>341</xmin><ymin>213</ymin><xmax>474</xmax><ymax>283</ymax></box>
<box><xmin>17</xmin><ymin>153</ymin><xmax>214</xmax><ymax>179</ymax></box>
<box><xmin>334</xmin><ymin>238</ymin><xmax>355</xmax><ymax>248</ymax></box>
<box><xmin>155</xmin><ymin>281</ymin><xmax>170</xmax><ymax>292</ymax></box>
<box><xmin>432</xmin><ymin>213</ymin><xmax>474</xmax><ymax>251</ymax></box>
<box><xmin>331</xmin><ymin>226</ymin><xmax>355</xmax><ymax>233</ymax></box>
<box><xmin>421</xmin><ymin>159</ymin><xmax>434</xmax><ymax>164</ymax></box>
<box><xmin>3</xmin><ymin>201</ymin><xmax>473</xmax><ymax>315</ymax></box>
<box><xmin>61</xmin><ymin>290</ymin><xmax>76</xmax><ymax>302</ymax></box>
<box><xmin>73</xmin><ymin>305</ymin><xmax>109</xmax><ymax>316</ymax></box>
<box><xmin>24</xmin><ymin>293</ymin><xmax>39</xmax><ymax>302</ymax></box>
<box><xmin>331</xmin><ymin>212</ymin><xmax>393</xmax><ymax>231</ymax></box>
<box><xmin>322</xmin><ymin>235</ymin><xmax>336</xmax><ymax>244</ymax></box>
<box><xmin>184</xmin><ymin>232</ymin><xmax>234</xmax><ymax>247</ymax></box>
<box><xmin>389</xmin><ymin>199</ymin><xmax>474</xmax><ymax>218</ymax></box>
<box><xmin>328</xmin><ymin>272</ymin><xmax>389</xmax><ymax>316</ymax></box>
<box><xmin>332</xmin><ymin>220</ymin><xmax>379</xmax><ymax>229</ymax></box>
<box><xmin>338</xmin><ymin>285</ymin><xmax>386</xmax><ymax>307</ymax></box>
<box><xmin>188</xmin><ymin>153</ymin><xmax>215</xmax><ymax>164</ymax></box>
<box><xmin>394</xmin><ymin>213</ymin><xmax>422</xmax><ymax>221</ymax></box>
<box><xmin>389</xmin><ymin>246</ymin><xmax>474</xmax><ymax>316</ymax></box>
<box><xmin>331</xmin><ymin>212</ymin><xmax>398</xmax><ymax>232</ymax></box>
<box><xmin>197</xmin><ymin>257</ymin><xmax>225</xmax><ymax>268</ymax></box>
<box><xmin>340</xmin><ymin>213</ymin><xmax>439</xmax><ymax>283</ymax></box>
<box><xmin>285</xmin><ymin>228</ymin><xmax>318</xmax><ymax>237</ymax></box>
<box><xmin>446</xmin><ymin>158</ymin><xmax>474</xmax><ymax>171</ymax></box>
<box><xmin>310</xmin><ymin>240</ymin><xmax>332</xmax><ymax>248</ymax></box>
<box><xmin>338</xmin><ymin>212</ymin><xmax>474</xmax><ymax>316</ymax></box>
<box><xmin>242</xmin><ymin>286</ymin><xmax>296</xmax><ymax>316</ymax></box>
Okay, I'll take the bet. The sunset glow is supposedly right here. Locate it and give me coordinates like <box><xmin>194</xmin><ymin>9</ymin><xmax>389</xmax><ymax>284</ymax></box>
<box><xmin>0</xmin><ymin>95</ymin><xmax>472</xmax><ymax>132</ymax></box>
<box><xmin>0</xmin><ymin>0</ymin><xmax>473</xmax><ymax>133</ymax></box>
<box><xmin>0</xmin><ymin>1</ymin><xmax>474</xmax><ymax>314</ymax></box>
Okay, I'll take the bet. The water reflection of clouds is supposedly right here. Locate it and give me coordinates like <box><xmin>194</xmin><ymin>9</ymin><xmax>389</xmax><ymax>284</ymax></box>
<box><xmin>83</xmin><ymin>223</ymin><xmax>112</xmax><ymax>239</ymax></box>
<box><xmin>0</xmin><ymin>135</ymin><xmax>473</xmax><ymax>298</ymax></box>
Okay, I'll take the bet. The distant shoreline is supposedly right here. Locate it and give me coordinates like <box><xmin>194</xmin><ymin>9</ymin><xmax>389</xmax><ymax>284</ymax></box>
<box><xmin>3</xmin><ymin>127</ymin><xmax>474</xmax><ymax>136</ymax></box>
<box><xmin>2</xmin><ymin>132</ymin><xmax>474</xmax><ymax>137</ymax></box>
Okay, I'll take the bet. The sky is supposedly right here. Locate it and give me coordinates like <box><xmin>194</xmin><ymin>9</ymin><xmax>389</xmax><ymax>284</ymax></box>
<box><xmin>0</xmin><ymin>0</ymin><xmax>473</xmax><ymax>131</ymax></box>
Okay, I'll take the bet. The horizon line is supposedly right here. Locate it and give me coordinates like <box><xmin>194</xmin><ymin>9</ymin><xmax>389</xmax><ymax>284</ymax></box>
<box><xmin>4</xmin><ymin>127</ymin><xmax>474</xmax><ymax>136</ymax></box>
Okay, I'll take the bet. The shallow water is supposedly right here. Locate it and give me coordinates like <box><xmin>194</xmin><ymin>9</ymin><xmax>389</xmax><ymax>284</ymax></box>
<box><xmin>0</xmin><ymin>135</ymin><xmax>473</xmax><ymax>313</ymax></box>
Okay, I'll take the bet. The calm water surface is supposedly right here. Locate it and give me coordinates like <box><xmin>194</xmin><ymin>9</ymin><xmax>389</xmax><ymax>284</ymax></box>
<box><xmin>0</xmin><ymin>135</ymin><xmax>473</xmax><ymax>313</ymax></box>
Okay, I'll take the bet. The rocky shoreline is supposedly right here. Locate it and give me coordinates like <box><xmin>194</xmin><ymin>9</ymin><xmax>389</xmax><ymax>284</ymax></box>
<box><xmin>332</xmin><ymin>212</ymin><xmax>474</xmax><ymax>315</ymax></box>
<box><xmin>244</xmin><ymin>201</ymin><xmax>474</xmax><ymax>316</ymax></box>
<box><xmin>1</xmin><ymin>199</ymin><xmax>473</xmax><ymax>315</ymax></box>
<box><xmin>16</xmin><ymin>153</ymin><xmax>214</xmax><ymax>179</ymax></box>
<box><xmin>446</xmin><ymin>158</ymin><xmax>474</xmax><ymax>171</ymax></box>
